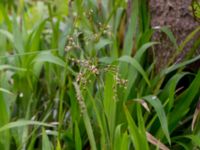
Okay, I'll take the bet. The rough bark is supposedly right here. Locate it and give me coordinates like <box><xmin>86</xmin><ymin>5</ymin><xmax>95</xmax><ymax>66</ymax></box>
<box><xmin>149</xmin><ymin>0</ymin><xmax>200</xmax><ymax>71</ymax></box>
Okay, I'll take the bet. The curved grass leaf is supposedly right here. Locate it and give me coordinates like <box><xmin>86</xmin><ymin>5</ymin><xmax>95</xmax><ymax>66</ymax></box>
<box><xmin>169</xmin><ymin>70</ymin><xmax>200</xmax><ymax>132</ymax></box>
<box><xmin>160</xmin><ymin>73</ymin><xmax>189</xmax><ymax>110</ymax></box>
<box><xmin>135</xmin><ymin>42</ymin><xmax>158</xmax><ymax>61</ymax></box>
<box><xmin>160</xmin><ymin>26</ymin><xmax>178</xmax><ymax>50</ymax></box>
<box><xmin>178</xmin><ymin>26</ymin><xmax>200</xmax><ymax>53</ymax></box>
<box><xmin>119</xmin><ymin>56</ymin><xmax>151</xmax><ymax>86</ymax></box>
<box><xmin>161</xmin><ymin>54</ymin><xmax>200</xmax><ymax>75</ymax></box>
<box><xmin>143</xmin><ymin>95</ymin><xmax>171</xmax><ymax>144</ymax></box>
<box><xmin>0</xmin><ymin>120</ymin><xmax>55</xmax><ymax>133</ymax></box>
<box><xmin>33</xmin><ymin>52</ymin><xmax>65</xmax><ymax>67</ymax></box>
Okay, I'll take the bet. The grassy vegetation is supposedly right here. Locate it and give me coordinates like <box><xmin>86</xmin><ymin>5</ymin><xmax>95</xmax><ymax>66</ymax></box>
<box><xmin>0</xmin><ymin>0</ymin><xmax>200</xmax><ymax>149</ymax></box>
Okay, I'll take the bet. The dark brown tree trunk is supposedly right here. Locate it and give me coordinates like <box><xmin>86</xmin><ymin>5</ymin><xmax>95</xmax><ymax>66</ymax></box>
<box><xmin>149</xmin><ymin>0</ymin><xmax>200</xmax><ymax>71</ymax></box>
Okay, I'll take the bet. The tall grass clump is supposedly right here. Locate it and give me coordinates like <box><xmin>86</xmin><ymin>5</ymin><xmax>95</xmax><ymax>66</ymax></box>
<box><xmin>0</xmin><ymin>0</ymin><xmax>200</xmax><ymax>149</ymax></box>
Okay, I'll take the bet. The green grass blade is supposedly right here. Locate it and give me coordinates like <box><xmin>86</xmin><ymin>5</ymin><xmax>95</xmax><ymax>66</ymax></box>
<box><xmin>124</xmin><ymin>104</ymin><xmax>148</xmax><ymax>150</ymax></box>
<box><xmin>178</xmin><ymin>26</ymin><xmax>200</xmax><ymax>53</ymax></box>
<box><xmin>28</xmin><ymin>20</ymin><xmax>47</xmax><ymax>51</ymax></box>
<box><xmin>0</xmin><ymin>120</ymin><xmax>55</xmax><ymax>133</ymax></box>
<box><xmin>123</xmin><ymin>0</ymin><xmax>139</xmax><ymax>55</ymax></box>
<box><xmin>42</xmin><ymin>128</ymin><xmax>52</xmax><ymax>150</ymax></box>
<box><xmin>137</xmin><ymin>104</ymin><xmax>149</xmax><ymax>150</ymax></box>
<box><xmin>135</xmin><ymin>42</ymin><xmax>158</xmax><ymax>61</ymax></box>
<box><xmin>113</xmin><ymin>124</ymin><xmax>122</xmax><ymax>150</ymax></box>
<box><xmin>143</xmin><ymin>95</ymin><xmax>171</xmax><ymax>144</ymax></box>
<box><xmin>124</xmin><ymin>104</ymin><xmax>140</xmax><ymax>150</ymax></box>
<box><xmin>75</xmin><ymin>121</ymin><xmax>82</xmax><ymax>150</ymax></box>
<box><xmin>33</xmin><ymin>52</ymin><xmax>65</xmax><ymax>67</ymax></box>
<box><xmin>119</xmin><ymin>56</ymin><xmax>151</xmax><ymax>86</ymax></box>
<box><xmin>160</xmin><ymin>73</ymin><xmax>189</xmax><ymax>110</ymax></box>
<box><xmin>161</xmin><ymin>54</ymin><xmax>200</xmax><ymax>75</ymax></box>
<box><xmin>169</xmin><ymin>70</ymin><xmax>200</xmax><ymax>132</ymax></box>
<box><xmin>120</xmin><ymin>132</ymin><xmax>130</xmax><ymax>150</ymax></box>
<box><xmin>83</xmin><ymin>112</ymin><xmax>97</xmax><ymax>150</ymax></box>
<box><xmin>160</xmin><ymin>26</ymin><xmax>178</xmax><ymax>50</ymax></box>
<box><xmin>74</xmin><ymin>82</ymin><xmax>97</xmax><ymax>150</ymax></box>
<box><xmin>103</xmin><ymin>71</ymin><xmax>116</xmax><ymax>140</ymax></box>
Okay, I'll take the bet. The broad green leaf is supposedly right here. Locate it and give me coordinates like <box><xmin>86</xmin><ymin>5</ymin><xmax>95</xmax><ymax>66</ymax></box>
<box><xmin>33</xmin><ymin>52</ymin><xmax>65</xmax><ymax>67</ymax></box>
<box><xmin>143</xmin><ymin>95</ymin><xmax>171</xmax><ymax>144</ymax></box>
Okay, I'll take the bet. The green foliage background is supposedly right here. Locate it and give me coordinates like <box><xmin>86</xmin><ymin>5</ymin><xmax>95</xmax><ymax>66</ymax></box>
<box><xmin>0</xmin><ymin>0</ymin><xmax>200</xmax><ymax>149</ymax></box>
